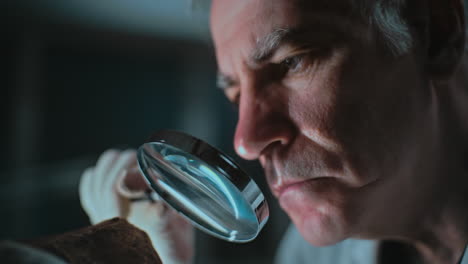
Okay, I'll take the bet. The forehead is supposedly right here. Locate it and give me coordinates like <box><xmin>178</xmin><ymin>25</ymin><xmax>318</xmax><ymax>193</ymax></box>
<box><xmin>211</xmin><ymin>0</ymin><xmax>357</xmax><ymax>26</ymax></box>
<box><xmin>210</xmin><ymin>0</ymin><xmax>363</xmax><ymax>69</ymax></box>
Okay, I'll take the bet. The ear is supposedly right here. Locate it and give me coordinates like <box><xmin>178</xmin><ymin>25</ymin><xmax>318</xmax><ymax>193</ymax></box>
<box><xmin>425</xmin><ymin>0</ymin><xmax>466</xmax><ymax>81</ymax></box>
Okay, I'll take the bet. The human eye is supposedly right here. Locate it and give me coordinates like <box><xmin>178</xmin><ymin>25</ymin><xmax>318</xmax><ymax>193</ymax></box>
<box><xmin>217</xmin><ymin>72</ymin><xmax>240</xmax><ymax>106</ymax></box>
<box><xmin>279</xmin><ymin>54</ymin><xmax>306</xmax><ymax>73</ymax></box>
<box><xmin>277</xmin><ymin>52</ymin><xmax>321</xmax><ymax>78</ymax></box>
<box><xmin>226</xmin><ymin>89</ymin><xmax>240</xmax><ymax>107</ymax></box>
<box><xmin>220</xmin><ymin>86</ymin><xmax>240</xmax><ymax>108</ymax></box>
<box><xmin>276</xmin><ymin>46</ymin><xmax>334</xmax><ymax>78</ymax></box>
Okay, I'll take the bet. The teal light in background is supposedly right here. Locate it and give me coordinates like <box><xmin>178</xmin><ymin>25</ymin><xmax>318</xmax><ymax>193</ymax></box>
<box><xmin>9</xmin><ymin>0</ymin><xmax>210</xmax><ymax>41</ymax></box>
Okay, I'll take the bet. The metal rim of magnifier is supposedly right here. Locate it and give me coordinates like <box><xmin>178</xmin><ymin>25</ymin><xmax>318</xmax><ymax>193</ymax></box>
<box><xmin>136</xmin><ymin>130</ymin><xmax>269</xmax><ymax>243</ymax></box>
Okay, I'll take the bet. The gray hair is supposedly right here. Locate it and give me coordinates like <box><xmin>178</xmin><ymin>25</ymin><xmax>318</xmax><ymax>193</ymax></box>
<box><xmin>369</xmin><ymin>0</ymin><xmax>414</xmax><ymax>57</ymax></box>
<box><xmin>204</xmin><ymin>0</ymin><xmax>448</xmax><ymax>57</ymax></box>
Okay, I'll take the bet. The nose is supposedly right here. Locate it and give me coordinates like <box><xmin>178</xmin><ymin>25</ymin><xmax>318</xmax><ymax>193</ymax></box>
<box><xmin>234</xmin><ymin>89</ymin><xmax>296</xmax><ymax>160</ymax></box>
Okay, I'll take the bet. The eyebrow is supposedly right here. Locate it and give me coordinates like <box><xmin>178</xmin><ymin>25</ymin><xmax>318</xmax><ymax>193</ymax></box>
<box><xmin>252</xmin><ymin>9</ymin><xmax>370</xmax><ymax>65</ymax></box>
<box><xmin>217</xmin><ymin>15</ymin><xmax>363</xmax><ymax>90</ymax></box>
<box><xmin>251</xmin><ymin>28</ymin><xmax>293</xmax><ymax>63</ymax></box>
<box><xmin>216</xmin><ymin>27</ymin><xmax>333</xmax><ymax>90</ymax></box>
<box><xmin>251</xmin><ymin>26</ymin><xmax>347</xmax><ymax>66</ymax></box>
<box><xmin>217</xmin><ymin>28</ymin><xmax>306</xmax><ymax>90</ymax></box>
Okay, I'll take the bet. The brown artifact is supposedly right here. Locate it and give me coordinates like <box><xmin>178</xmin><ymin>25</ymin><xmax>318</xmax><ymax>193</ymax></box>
<box><xmin>26</xmin><ymin>218</ymin><xmax>162</xmax><ymax>264</ymax></box>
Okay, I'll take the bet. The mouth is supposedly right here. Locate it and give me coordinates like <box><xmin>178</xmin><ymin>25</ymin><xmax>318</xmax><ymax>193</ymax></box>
<box><xmin>260</xmin><ymin>138</ymin><xmax>348</xmax><ymax>200</ymax></box>
<box><xmin>272</xmin><ymin>177</ymin><xmax>330</xmax><ymax>198</ymax></box>
<box><xmin>263</xmin><ymin>154</ymin><xmax>336</xmax><ymax>199</ymax></box>
<box><xmin>261</xmin><ymin>155</ymin><xmax>332</xmax><ymax>199</ymax></box>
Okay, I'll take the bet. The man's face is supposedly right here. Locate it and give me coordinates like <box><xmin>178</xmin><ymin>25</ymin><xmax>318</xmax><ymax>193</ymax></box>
<box><xmin>211</xmin><ymin>0</ymin><xmax>436</xmax><ymax>245</ymax></box>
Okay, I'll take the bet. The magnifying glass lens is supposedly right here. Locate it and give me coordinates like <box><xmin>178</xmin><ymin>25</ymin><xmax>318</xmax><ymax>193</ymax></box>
<box><xmin>137</xmin><ymin>131</ymin><xmax>268</xmax><ymax>243</ymax></box>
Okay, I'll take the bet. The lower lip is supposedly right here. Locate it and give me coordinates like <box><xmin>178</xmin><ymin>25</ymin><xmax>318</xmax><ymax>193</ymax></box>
<box><xmin>278</xmin><ymin>178</ymin><xmax>323</xmax><ymax>198</ymax></box>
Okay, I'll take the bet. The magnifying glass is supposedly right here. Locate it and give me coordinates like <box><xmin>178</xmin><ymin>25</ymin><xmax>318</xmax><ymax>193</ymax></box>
<box><xmin>136</xmin><ymin>130</ymin><xmax>269</xmax><ymax>243</ymax></box>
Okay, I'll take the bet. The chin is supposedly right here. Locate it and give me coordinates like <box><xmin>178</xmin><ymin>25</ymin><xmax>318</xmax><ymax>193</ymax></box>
<box><xmin>292</xmin><ymin>210</ymin><xmax>348</xmax><ymax>247</ymax></box>
<box><xmin>279</xmin><ymin>182</ymin><xmax>352</xmax><ymax>247</ymax></box>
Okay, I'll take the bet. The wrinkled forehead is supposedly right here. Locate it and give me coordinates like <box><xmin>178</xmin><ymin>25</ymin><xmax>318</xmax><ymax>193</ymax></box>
<box><xmin>213</xmin><ymin>0</ymin><xmax>362</xmax><ymax>38</ymax></box>
<box><xmin>210</xmin><ymin>0</ymin><xmax>365</xmax><ymax>65</ymax></box>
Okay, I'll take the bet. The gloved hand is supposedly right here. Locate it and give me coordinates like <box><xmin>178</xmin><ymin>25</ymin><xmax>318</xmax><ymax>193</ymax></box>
<box><xmin>79</xmin><ymin>149</ymin><xmax>194</xmax><ymax>264</ymax></box>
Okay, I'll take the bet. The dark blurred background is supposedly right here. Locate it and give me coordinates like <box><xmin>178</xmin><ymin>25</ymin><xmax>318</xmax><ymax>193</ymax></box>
<box><xmin>0</xmin><ymin>1</ymin><xmax>289</xmax><ymax>263</ymax></box>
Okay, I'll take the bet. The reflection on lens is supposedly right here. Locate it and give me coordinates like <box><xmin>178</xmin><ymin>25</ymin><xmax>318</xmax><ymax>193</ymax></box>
<box><xmin>138</xmin><ymin>142</ymin><xmax>264</xmax><ymax>242</ymax></box>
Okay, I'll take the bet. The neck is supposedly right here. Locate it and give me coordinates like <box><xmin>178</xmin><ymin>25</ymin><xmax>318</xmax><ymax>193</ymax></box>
<box><xmin>410</xmin><ymin>58</ymin><xmax>468</xmax><ymax>264</ymax></box>
<box><xmin>412</xmin><ymin>202</ymin><xmax>468</xmax><ymax>264</ymax></box>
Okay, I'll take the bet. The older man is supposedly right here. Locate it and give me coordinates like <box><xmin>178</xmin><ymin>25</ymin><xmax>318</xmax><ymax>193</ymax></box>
<box><xmin>80</xmin><ymin>0</ymin><xmax>468</xmax><ymax>263</ymax></box>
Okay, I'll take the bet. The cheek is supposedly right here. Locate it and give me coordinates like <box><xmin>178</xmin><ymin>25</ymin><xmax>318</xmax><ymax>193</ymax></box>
<box><xmin>288</xmin><ymin>68</ymin><xmax>340</xmax><ymax>142</ymax></box>
<box><xmin>332</xmin><ymin>54</ymin><xmax>430</xmax><ymax>182</ymax></box>
<box><xmin>287</xmin><ymin>47</ymin><xmax>351</xmax><ymax>144</ymax></box>
<box><xmin>287</xmin><ymin>48</ymin><xmax>431</xmax><ymax>185</ymax></box>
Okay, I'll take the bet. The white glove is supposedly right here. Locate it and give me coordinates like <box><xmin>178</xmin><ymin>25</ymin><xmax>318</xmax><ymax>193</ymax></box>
<box><xmin>79</xmin><ymin>149</ymin><xmax>194</xmax><ymax>264</ymax></box>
